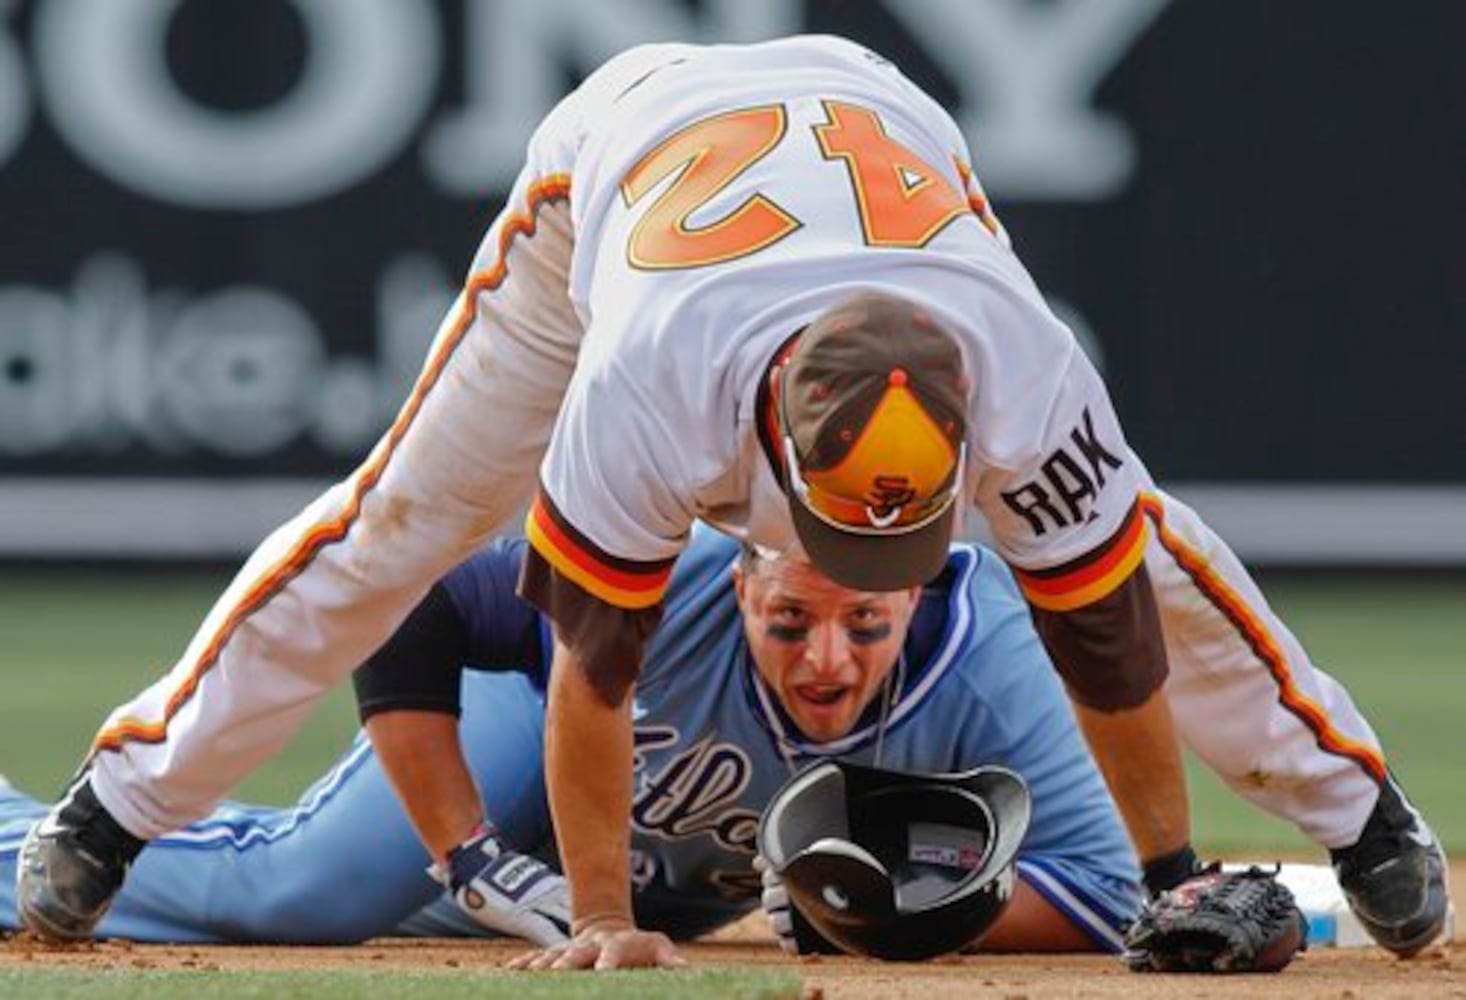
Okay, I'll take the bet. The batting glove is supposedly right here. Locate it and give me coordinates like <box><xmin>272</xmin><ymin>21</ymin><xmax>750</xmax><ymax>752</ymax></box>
<box><xmin>754</xmin><ymin>853</ymin><xmax>799</xmax><ymax>955</ymax></box>
<box><xmin>429</xmin><ymin>826</ymin><xmax>571</xmax><ymax>947</ymax></box>
<box><xmin>754</xmin><ymin>853</ymin><xmax>849</xmax><ymax>956</ymax></box>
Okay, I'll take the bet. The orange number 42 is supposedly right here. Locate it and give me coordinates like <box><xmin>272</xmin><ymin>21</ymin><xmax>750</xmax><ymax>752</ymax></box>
<box><xmin>619</xmin><ymin>100</ymin><xmax>998</xmax><ymax>270</ymax></box>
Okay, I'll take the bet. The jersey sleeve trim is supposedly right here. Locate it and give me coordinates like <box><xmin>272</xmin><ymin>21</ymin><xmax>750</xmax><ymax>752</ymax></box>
<box><xmin>524</xmin><ymin>490</ymin><xmax>676</xmax><ymax>610</ymax></box>
<box><xmin>89</xmin><ymin>173</ymin><xmax>573</xmax><ymax>758</ymax></box>
<box><xmin>1012</xmin><ymin>498</ymin><xmax>1149</xmax><ymax>611</ymax></box>
<box><xmin>1016</xmin><ymin>857</ymin><xmax>1130</xmax><ymax>953</ymax></box>
<box><xmin>954</xmin><ymin>157</ymin><xmax>1003</xmax><ymax>239</ymax></box>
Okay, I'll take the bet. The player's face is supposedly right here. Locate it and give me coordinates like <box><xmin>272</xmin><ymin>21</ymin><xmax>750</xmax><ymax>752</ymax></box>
<box><xmin>734</xmin><ymin>554</ymin><xmax>920</xmax><ymax>742</ymax></box>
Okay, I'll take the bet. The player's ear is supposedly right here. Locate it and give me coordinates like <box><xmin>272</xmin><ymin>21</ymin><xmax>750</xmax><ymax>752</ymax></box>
<box><xmin>732</xmin><ymin>562</ymin><xmax>748</xmax><ymax>608</ymax></box>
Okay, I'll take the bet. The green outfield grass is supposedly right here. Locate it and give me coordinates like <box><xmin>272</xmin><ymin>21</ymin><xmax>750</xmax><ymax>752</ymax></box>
<box><xmin>0</xmin><ymin>967</ymin><xmax>802</xmax><ymax>999</ymax></box>
<box><xmin>1183</xmin><ymin>573</ymin><xmax>1464</xmax><ymax>856</ymax></box>
<box><xmin>0</xmin><ymin>566</ymin><xmax>358</xmax><ymax>806</ymax></box>
<box><xmin>0</xmin><ymin>566</ymin><xmax>1461</xmax><ymax>850</ymax></box>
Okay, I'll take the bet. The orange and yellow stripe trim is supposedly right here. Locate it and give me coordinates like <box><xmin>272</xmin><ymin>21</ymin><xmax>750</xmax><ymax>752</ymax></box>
<box><xmin>1137</xmin><ymin>493</ymin><xmax>1386</xmax><ymax>783</ymax></box>
<box><xmin>954</xmin><ymin>157</ymin><xmax>1001</xmax><ymax>237</ymax></box>
<box><xmin>1014</xmin><ymin>499</ymin><xmax>1149</xmax><ymax>612</ymax></box>
<box><xmin>525</xmin><ymin>492</ymin><xmax>674</xmax><ymax>611</ymax></box>
<box><xmin>91</xmin><ymin>174</ymin><xmax>574</xmax><ymax>756</ymax></box>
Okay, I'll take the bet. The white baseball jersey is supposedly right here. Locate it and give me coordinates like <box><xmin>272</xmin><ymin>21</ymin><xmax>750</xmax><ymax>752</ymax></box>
<box><xmin>521</xmin><ymin>36</ymin><xmax>1139</xmax><ymax>613</ymax></box>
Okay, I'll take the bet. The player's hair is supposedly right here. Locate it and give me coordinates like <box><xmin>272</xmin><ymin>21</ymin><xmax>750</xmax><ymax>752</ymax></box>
<box><xmin>737</xmin><ymin>541</ymin><xmax>767</xmax><ymax>578</ymax></box>
<box><xmin>739</xmin><ymin>542</ymin><xmax>821</xmax><ymax>577</ymax></box>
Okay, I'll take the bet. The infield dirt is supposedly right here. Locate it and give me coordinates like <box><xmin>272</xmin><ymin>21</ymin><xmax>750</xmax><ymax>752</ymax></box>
<box><xmin>3</xmin><ymin>858</ymin><xmax>1462</xmax><ymax>999</ymax></box>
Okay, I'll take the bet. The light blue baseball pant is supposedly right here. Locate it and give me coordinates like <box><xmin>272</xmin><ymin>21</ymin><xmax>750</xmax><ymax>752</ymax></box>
<box><xmin>1</xmin><ymin>673</ymin><xmax>551</xmax><ymax>943</ymax></box>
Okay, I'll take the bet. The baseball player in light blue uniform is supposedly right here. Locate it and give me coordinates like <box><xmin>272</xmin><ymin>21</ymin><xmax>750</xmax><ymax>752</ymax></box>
<box><xmin>1</xmin><ymin>531</ymin><xmax>1138</xmax><ymax>948</ymax></box>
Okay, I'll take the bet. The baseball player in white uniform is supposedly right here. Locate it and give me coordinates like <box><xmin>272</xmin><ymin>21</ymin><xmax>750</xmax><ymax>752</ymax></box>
<box><xmin>19</xmin><ymin>36</ymin><xmax>1446</xmax><ymax>969</ymax></box>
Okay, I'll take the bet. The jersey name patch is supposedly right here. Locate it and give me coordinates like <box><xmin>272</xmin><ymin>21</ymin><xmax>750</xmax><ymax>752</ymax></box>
<box><xmin>1000</xmin><ymin>407</ymin><xmax>1124</xmax><ymax>535</ymax></box>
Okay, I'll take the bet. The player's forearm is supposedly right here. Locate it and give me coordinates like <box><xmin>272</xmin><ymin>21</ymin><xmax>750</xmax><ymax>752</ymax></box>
<box><xmin>1026</xmin><ymin>562</ymin><xmax>1187</xmax><ymax>863</ymax></box>
<box><xmin>545</xmin><ymin>640</ymin><xmax>636</xmax><ymax>931</ymax></box>
<box><xmin>364</xmin><ymin>710</ymin><xmax>485</xmax><ymax>862</ymax></box>
<box><xmin>1074</xmin><ymin>693</ymin><xmax>1190</xmax><ymax>863</ymax></box>
<box><xmin>971</xmin><ymin>878</ymin><xmax>1102</xmax><ymax>952</ymax></box>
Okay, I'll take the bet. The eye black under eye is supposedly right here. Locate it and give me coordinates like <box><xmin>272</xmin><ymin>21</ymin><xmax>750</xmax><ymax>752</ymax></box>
<box><xmin>767</xmin><ymin>623</ymin><xmax>809</xmax><ymax>643</ymax></box>
<box><xmin>848</xmin><ymin>622</ymin><xmax>892</xmax><ymax>645</ymax></box>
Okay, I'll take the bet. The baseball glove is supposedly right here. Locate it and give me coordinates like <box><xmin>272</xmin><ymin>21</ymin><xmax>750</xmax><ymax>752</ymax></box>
<box><xmin>1123</xmin><ymin>865</ymin><xmax>1307</xmax><ymax>973</ymax></box>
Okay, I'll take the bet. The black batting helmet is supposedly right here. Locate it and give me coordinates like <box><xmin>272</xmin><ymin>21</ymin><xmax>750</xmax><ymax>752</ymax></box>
<box><xmin>757</xmin><ymin>760</ymin><xmax>1030</xmax><ymax>961</ymax></box>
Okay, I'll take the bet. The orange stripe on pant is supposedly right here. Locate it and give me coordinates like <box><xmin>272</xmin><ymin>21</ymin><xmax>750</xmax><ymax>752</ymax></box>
<box><xmin>1137</xmin><ymin>492</ymin><xmax>1386</xmax><ymax>784</ymax></box>
<box><xmin>91</xmin><ymin>174</ymin><xmax>574</xmax><ymax>756</ymax></box>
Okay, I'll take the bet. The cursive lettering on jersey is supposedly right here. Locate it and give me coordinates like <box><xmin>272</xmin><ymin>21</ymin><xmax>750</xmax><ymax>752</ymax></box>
<box><xmin>632</xmin><ymin>730</ymin><xmax>760</xmax><ymax>854</ymax></box>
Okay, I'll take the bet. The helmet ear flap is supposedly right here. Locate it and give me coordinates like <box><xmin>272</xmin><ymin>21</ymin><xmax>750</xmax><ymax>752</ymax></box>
<box><xmin>758</xmin><ymin>760</ymin><xmax>1032</xmax><ymax>961</ymax></box>
<box><xmin>781</xmin><ymin>838</ymin><xmax>897</xmax><ymax>928</ymax></box>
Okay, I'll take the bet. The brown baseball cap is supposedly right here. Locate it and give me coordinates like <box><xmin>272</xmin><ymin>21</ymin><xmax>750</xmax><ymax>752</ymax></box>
<box><xmin>776</xmin><ymin>292</ymin><xmax>970</xmax><ymax>591</ymax></box>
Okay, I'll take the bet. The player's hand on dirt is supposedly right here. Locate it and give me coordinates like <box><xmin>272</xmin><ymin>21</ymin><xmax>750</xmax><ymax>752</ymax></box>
<box><xmin>505</xmin><ymin>915</ymin><xmax>688</xmax><ymax>970</ymax></box>
<box><xmin>428</xmin><ymin>826</ymin><xmax>571</xmax><ymax>947</ymax></box>
<box><xmin>754</xmin><ymin>854</ymin><xmax>799</xmax><ymax>955</ymax></box>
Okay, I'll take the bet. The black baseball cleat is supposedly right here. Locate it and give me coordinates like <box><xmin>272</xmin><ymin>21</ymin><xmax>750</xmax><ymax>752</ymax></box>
<box><xmin>1331</xmin><ymin>775</ymin><xmax>1450</xmax><ymax>957</ymax></box>
<box><xmin>15</xmin><ymin>776</ymin><xmax>146</xmax><ymax>941</ymax></box>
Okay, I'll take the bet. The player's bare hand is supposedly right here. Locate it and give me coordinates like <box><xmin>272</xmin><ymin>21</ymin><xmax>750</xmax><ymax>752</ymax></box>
<box><xmin>505</xmin><ymin>920</ymin><xmax>688</xmax><ymax>971</ymax></box>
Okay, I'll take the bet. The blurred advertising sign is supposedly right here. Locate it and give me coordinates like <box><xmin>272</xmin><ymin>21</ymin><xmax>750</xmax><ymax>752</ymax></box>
<box><xmin>1</xmin><ymin>0</ymin><xmax>1463</xmax><ymax>561</ymax></box>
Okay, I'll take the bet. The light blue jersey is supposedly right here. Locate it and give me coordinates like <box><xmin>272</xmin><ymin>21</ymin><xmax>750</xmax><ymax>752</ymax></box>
<box><xmin>1</xmin><ymin>532</ymin><xmax>1139</xmax><ymax>948</ymax></box>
